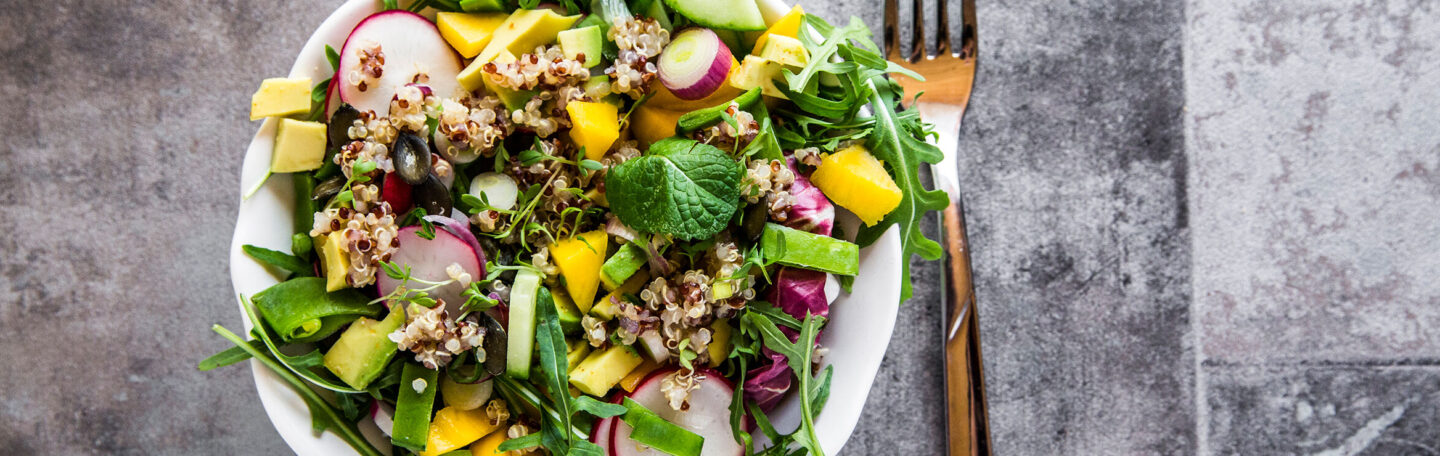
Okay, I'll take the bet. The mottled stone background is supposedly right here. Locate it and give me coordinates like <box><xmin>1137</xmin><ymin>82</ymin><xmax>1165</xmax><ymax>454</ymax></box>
<box><xmin>0</xmin><ymin>0</ymin><xmax>1435</xmax><ymax>454</ymax></box>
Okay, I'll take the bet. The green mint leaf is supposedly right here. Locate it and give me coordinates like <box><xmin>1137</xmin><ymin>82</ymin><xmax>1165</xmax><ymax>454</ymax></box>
<box><xmin>605</xmin><ymin>138</ymin><xmax>742</xmax><ymax>240</ymax></box>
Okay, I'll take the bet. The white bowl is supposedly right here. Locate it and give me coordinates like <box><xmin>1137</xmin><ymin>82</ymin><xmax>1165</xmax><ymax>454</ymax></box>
<box><xmin>229</xmin><ymin>0</ymin><xmax>902</xmax><ymax>453</ymax></box>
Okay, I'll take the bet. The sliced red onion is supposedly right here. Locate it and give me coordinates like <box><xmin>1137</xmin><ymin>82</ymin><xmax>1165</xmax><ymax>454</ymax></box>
<box><xmin>658</xmin><ymin>28</ymin><xmax>734</xmax><ymax>101</ymax></box>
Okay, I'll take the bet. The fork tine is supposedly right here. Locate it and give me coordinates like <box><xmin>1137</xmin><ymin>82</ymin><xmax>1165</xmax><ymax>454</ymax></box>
<box><xmin>908</xmin><ymin>0</ymin><xmax>926</xmax><ymax>62</ymax></box>
<box><xmin>883</xmin><ymin>0</ymin><xmax>901</xmax><ymax>59</ymax></box>
<box><xmin>935</xmin><ymin>0</ymin><xmax>952</xmax><ymax>55</ymax></box>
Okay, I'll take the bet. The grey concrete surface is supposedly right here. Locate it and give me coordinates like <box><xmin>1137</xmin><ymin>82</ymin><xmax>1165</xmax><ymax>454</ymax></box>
<box><xmin>0</xmin><ymin>0</ymin><xmax>1435</xmax><ymax>455</ymax></box>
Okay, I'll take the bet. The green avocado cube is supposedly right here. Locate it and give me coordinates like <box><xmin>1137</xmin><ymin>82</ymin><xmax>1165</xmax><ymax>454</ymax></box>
<box><xmin>559</xmin><ymin>25</ymin><xmax>604</xmax><ymax>68</ymax></box>
<box><xmin>271</xmin><ymin>118</ymin><xmax>327</xmax><ymax>173</ymax></box>
<box><xmin>323</xmin><ymin>307</ymin><xmax>405</xmax><ymax>390</ymax></box>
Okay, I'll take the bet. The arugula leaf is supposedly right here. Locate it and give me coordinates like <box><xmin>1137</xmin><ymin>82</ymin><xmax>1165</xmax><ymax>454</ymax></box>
<box><xmin>533</xmin><ymin>286</ymin><xmax>578</xmax><ymax>453</ymax></box>
<box><xmin>605</xmin><ymin>138</ymin><xmax>743</xmax><ymax>240</ymax></box>
<box><xmin>497</xmin><ymin>433</ymin><xmax>542</xmax><ymax>452</ymax></box>
<box><xmin>854</xmin><ymin>79</ymin><xmax>949</xmax><ymax>303</ymax></box>
<box><xmin>209</xmin><ymin>324</ymin><xmax>385</xmax><ymax>456</ymax></box>
<box><xmin>197</xmin><ymin>341</ymin><xmax>263</xmax><ymax>371</ymax></box>
<box><xmin>325</xmin><ymin>44</ymin><xmax>340</xmax><ymax>72</ymax></box>
<box><xmin>747</xmin><ymin>313</ymin><xmax>827</xmax><ymax>456</ymax></box>
<box><xmin>243</xmin><ymin>244</ymin><xmax>314</xmax><ymax>277</ymax></box>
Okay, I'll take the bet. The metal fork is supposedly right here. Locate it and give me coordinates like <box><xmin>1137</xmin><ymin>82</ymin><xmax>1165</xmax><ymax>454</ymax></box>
<box><xmin>883</xmin><ymin>0</ymin><xmax>989</xmax><ymax>455</ymax></box>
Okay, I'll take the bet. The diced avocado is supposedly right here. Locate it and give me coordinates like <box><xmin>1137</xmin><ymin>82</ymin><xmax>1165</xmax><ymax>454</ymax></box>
<box><xmin>549</xmin><ymin>230</ymin><xmax>608</xmax><ymax>312</ymax></box>
<box><xmin>459</xmin><ymin>50</ymin><xmax>541</xmax><ymax>110</ymax></box>
<box><xmin>566</xmin><ymin>339</ymin><xmax>590</xmax><ymax>371</ymax></box>
<box><xmin>250</xmin><ymin>77</ymin><xmax>312</xmax><ymax>120</ymax></box>
<box><xmin>600</xmin><ymin>243</ymin><xmax>647</xmax><ymax>291</ymax></box>
<box><xmin>437</xmin><ymin>12</ymin><xmax>509</xmax><ymax>58</ymax></box>
<box><xmin>506</xmin><ymin>269</ymin><xmax>542</xmax><ymax>380</ymax></box>
<box><xmin>760</xmin><ymin>223</ymin><xmax>859</xmax><ymax>276</ymax></box>
<box><xmin>568</xmin><ymin>344</ymin><xmax>644</xmax><ymax>396</ymax></box>
<box><xmin>315</xmin><ymin>231</ymin><xmax>351</xmax><ymax>292</ymax></box>
<box><xmin>271</xmin><ymin>118</ymin><xmax>327</xmax><ymax>173</ymax></box>
<box><xmin>558</xmin><ymin>26</ymin><xmax>604</xmax><ymax>68</ymax></box>
<box><xmin>728</xmin><ymin>55</ymin><xmax>787</xmax><ymax>99</ymax></box>
<box><xmin>661</xmin><ymin>0</ymin><xmax>766</xmax><ymax>31</ymax></box>
<box><xmin>707</xmin><ymin>320</ymin><xmax>732</xmax><ymax>366</ymax></box>
<box><xmin>552</xmin><ymin>289</ymin><xmax>583</xmax><ymax>334</ymax></box>
<box><xmin>475</xmin><ymin>9</ymin><xmax>581</xmax><ymax>64</ymax></box>
<box><xmin>459</xmin><ymin>0</ymin><xmax>506</xmax><ymax>13</ymax></box>
<box><xmin>590</xmin><ymin>271</ymin><xmax>649</xmax><ymax>321</ymax></box>
<box><xmin>323</xmin><ymin>307</ymin><xmax>404</xmax><ymax>390</ymax></box>
<box><xmin>757</xmin><ymin>34</ymin><xmax>809</xmax><ymax>68</ymax></box>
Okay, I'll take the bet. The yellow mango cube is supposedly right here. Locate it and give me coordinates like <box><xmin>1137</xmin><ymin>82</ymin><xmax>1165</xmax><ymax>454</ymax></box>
<box><xmin>565</xmin><ymin>101</ymin><xmax>620</xmax><ymax>160</ymax></box>
<box><xmin>549</xmin><ymin>230</ymin><xmax>608</xmax><ymax>312</ymax></box>
<box><xmin>417</xmin><ymin>406</ymin><xmax>504</xmax><ymax>456</ymax></box>
<box><xmin>477</xmin><ymin>9</ymin><xmax>580</xmax><ymax>63</ymax></box>
<box><xmin>250</xmin><ymin>77</ymin><xmax>312</xmax><ymax>120</ymax></box>
<box><xmin>751</xmin><ymin>5</ymin><xmax>805</xmax><ymax>54</ymax></box>
<box><xmin>316</xmin><ymin>231</ymin><xmax>351</xmax><ymax>291</ymax></box>
<box><xmin>470</xmin><ymin>430</ymin><xmax>514</xmax><ymax>456</ymax></box>
<box><xmin>810</xmin><ymin>144</ymin><xmax>903</xmax><ymax>226</ymax></box>
<box><xmin>619</xmin><ymin>358</ymin><xmax>661</xmax><ymax>392</ymax></box>
<box><xmin>437</xmin><ymin>12</ymin><xmax>509</xmax><ymax>58</ymax></box>
<box><xmin>589</xmin><ymin>271</ymin><xmax>649</xmax><ymax>321</ymax></box>
<box><xmin>630</xmin><ymin>104</ymin><xmax>684</xmax><ymax>145</ymax></box>
<box><xmin>708</xmin><ymin>320</ymin><xmax>732</xmax><ymax>366</ymax></box>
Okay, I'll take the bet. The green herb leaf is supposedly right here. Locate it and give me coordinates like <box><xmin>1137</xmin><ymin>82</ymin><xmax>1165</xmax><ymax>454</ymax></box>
<box><xmin>605</xmin><ymin>138</ymin><xmax>742</xmax><ymax>240</ymax></box>
<box><xmin>497</xmin><ymin>433</ymin><xmax>543</xmax><ymax>452</ymax></box>
<box><xmin>534</xmin><ymin>286</ymin><xmax>578</xmax><ymax>453</ymax></box>
<box><xmin>197</xmin><ymin>341</ymin><xmax>262</xmax><ymax>371</ymax></box>
<box><xmin>855</xmin><ymin>79</ymin><xmax>949</xmax><ymax>303</ymax></box>
<box><xmin>325</xmin><ymin>45</ymin><xmax>341</xmax><ymax>72</ymax></box>
<box><xmin>242</xmin><ymin>244</ymin><xmax>315</xmax><ymax>277</ymax></box>
<box><xmin>239</xmin><ymin>295</ymin><xmax>367</xmax><ymax>393</ymax></box>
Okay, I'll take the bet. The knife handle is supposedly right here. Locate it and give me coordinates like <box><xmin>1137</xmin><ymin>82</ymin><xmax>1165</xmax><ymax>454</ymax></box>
<box><xmin>943</xmin><ymin>198</ymin><xmax>992</xmax><ymax>456</ymax></box>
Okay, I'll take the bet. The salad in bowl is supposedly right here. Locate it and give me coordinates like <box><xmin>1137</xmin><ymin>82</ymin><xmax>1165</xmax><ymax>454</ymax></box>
<box><xmin>206</xmin><ymin>0</ymin><xmax>947</xmax><ymax>455</ymax></box>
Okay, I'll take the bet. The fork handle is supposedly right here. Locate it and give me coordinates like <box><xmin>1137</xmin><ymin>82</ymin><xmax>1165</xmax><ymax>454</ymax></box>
<box><xmin>943</xmin><ymin>193</ymin><xmax>992</xmax><ymax>456</ymax></box>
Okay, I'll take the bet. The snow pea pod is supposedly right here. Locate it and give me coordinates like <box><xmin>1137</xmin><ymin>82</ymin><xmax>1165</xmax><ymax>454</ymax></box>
<box><xmin>392</xmin><ymin>362</ymin><xmax>440</xmax><ymax>451</ymax></box>
<box><xmin>252</xmin><ymin>277</ymin><xmax>382</xmax><ymax>343</ymax></box>
<box><xmin>676</xmin><ymin>87</ymin><xmax>762</xmax><ymax>134</ymax></box>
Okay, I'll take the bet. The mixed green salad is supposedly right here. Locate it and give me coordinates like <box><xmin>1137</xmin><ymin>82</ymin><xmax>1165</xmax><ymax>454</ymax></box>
<box><xmin>206</xmin><ymin>0</ymin><xmax>946</xmax><ymax>454</ymax></box>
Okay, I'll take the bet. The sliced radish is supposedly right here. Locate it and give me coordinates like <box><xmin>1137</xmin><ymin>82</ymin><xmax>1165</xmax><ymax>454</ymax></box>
<box><xmin>376</xmin><ymin>225</ymin><xmax>483</xmax><ymax>314</ymax></box>
<box><xmin>424</xmin><ymin>214</ymin><xmax>487</xmax><ymax>272</ymax></box>
<box><xmin>371</xmin><ymin>402</ymin><xmax>396</xmax><ymax>437</ymax></box>
<box><xmin>468</xmin><ymin>172</ymin><xmax>520</xmax><ymax>211</ymax></box>
<box><xmin>612</xmin><ymin>369</ymin><xmax>742</xmax><ymax>456</ymax></box>
<box><xmin>339</xmin><ymin>11</ymin><xmax>464</xmax><ymax>115</ymax></box>
<box><xmin>657</xmin><ymin>28</ymin><xmax>734</xmax><ymax>101</ymax></box>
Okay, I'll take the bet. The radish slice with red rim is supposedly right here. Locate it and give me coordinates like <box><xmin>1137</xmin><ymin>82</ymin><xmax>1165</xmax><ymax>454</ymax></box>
<box><xmin>612</xmin><ymin>368</ymin><xmax>743</xmax><ymax>456</ymax></box>
<box><xmin>375</xmin><ymin>225</ymin><xmax>483</xmax><ymax>315</ymax></box>
<box><xmin>658</xmin><ymin>28</ymin><xmax>734</xmax><ymax>101</ymax></box>
<box><xmin>338</xmin><ymin>10</ymin><xmax>464</xmax><ymax>115</ymax></box>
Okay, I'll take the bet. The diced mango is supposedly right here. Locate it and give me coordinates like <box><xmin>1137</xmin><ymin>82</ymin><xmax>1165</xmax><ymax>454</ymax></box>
<box><xmin>630</xmin><ymin>104</ymin><xmax>684</xmax><ymax>146</ymax></box>
<box><xmin>470</xmin><ymin>429</ymin><xmax>514</xmax><ymax>456</ymax></box>
<box><xmin>250</xmin><ymin>77</ymin><xmax>312</xmax><ymax>120</ymax></box>
<box><xmin>271</xmin><ymin>119</ymin><xmax>328</xmax><ymax>173</ymax></box>
<box><xmin>417</xmin><ymin>406</ymin><xmax>504</xmax><ymax>456</ymax></box>
<box><xmin>476</xmin><ymin>9</ymin><xmax>580</xmax><ymax>64</ymax></box>
<box><xmin>708</xmin><ymin>320</ymin><xmax>732</xmax><ymax>367</ymax></box>
<box><xmin>566</xmin><ymin>102</ymin><xmax>620</xmax><ymax>161</ymax></box>
<box><xmin>590</xmin><ymin>271</ymin><xmax>649</xmax><ymax>321</ymax></box>
<box><xmin>437</xmin><ymin>12</ymin><xmax>509</xmax><ymax>58</ymax></box>
<box><xmin>569</xmin><ymin>344</ymin><xmax>644</xmax><ymax>396</ymax></box>
<box><xmin>316</xmin><ymin>231</ymin><xmax>351</xmax><ymax>291</ymax></box>
<box><xmin>566</xmin><ymin>340</ymin><xmax>591</xmax><ymax>371</ymax></box>
<box><xmin>810</xmin><ymin>144</ymin><xmax>903</xmax><ymax>226</ymax></box>
<box><xmin>728</xmin><ymin>55</ymin><xmax>787</xmax><ymax>99</ymax></box>
<box><xmin>751</xmin><ymin>5</ymin><xmax>805</xmax><ymax>54</ymax></box>
<box><xmin>619</xmin><ymin>358</ymin><xmax>661</xmax><ymax>392</ymax></box>
<box><xmin>549</xmin><ymin>230</ymin><xmax>608</xmax><ymax>312</ymax></box>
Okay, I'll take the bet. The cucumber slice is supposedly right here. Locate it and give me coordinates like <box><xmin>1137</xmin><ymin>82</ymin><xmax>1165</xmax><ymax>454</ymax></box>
<box><xmin>661</xmin><ymin>0</ymin><xmax>766</xmax><ymax>31</ymax></box>
<box><xmin>506</xmin><ymin>269</ymin><xmax>542</xmax><ymax>380</ymax></box>
<box><xmin>760</xmin><ymin>223</ymin><xmax>859</xmax><ymax>276</ymax></box>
